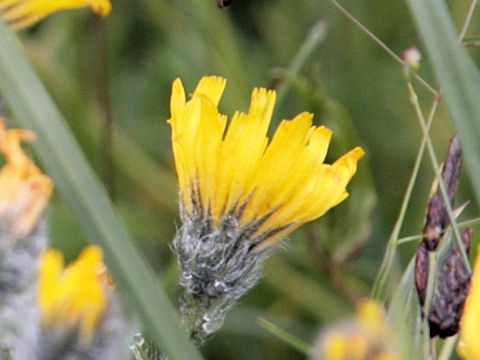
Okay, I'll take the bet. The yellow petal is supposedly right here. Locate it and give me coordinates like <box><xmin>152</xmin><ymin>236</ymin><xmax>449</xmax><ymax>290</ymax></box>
<box><xmin>38</xmin><ymin>245</ymin><xmax>108</xmax><ymax>339</ymax></box>
<box><xmin>458</xmin><ymin>245</ymin><xmax>480</xmax><ymax>360</ymax></box>
<box><xmin>324</xmin><ymin>333</ymin><xmax>348</xmax><ymax>360</ymax></box>
<box><xmin>168</xmin><ymin>77</ymin><xmax>364</xmax><ymax>248</ymax></box>
<box><xmin>0</xmin><ymin>119</ymin><xmax>53</xmax><ymax>237</ymax></box>
<box><xmin>1</xmin><ymin>0</ymin><xmax>112</xmax><ymax>30</ymax></box>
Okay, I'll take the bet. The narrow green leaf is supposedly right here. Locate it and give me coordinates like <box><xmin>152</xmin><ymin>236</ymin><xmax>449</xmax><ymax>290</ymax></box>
<box><xmin>274</xmin><ymin>20</ymin><xmax>328</xmax><ymax>109</ymax></box>
<box><xmin>264</xmin><ymin>256</ymin><xmax>350</xmax><ymax>320</ymax></box>
<box><xmin>388</xmin><ymin>257</ymin><xmax>421</xmax><ymax>360</ymax></box>
<box><xmin>406</xmin><ymin>0</ymin><xmax>480</xmax><ymax>206</ymax></box>
<box><xmin>258</xmin><ymin>318</ymin><xmax>313</xmax><ymax>356</ymax></box>
<box><xmin>0</xmin><ymin>20</ymin><xmax>203</xmax><ymax>360</ymax></box>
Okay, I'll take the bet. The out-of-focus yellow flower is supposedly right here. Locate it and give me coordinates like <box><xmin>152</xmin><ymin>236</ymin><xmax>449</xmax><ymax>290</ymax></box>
<box><xmin>0</xmin><ymin>0</ymin><xmax>112</xmax><ymax>30</ymax></box>
<box><xmin>38</xmin><ymin>245</ymin><xmax>108</xmax><ymax>339</ymax></box>
<box><xmin>168</xmin><ymin>76</ymin><xmax>364</xmax><ymax>250</ymax></box>
<box><xmin>316</xmin><ymin>300</ymin><xmax>400</xmax><ymax>360</ymax></box>
<box><xmin>458</xmin><ymin>245</ymin><xmax>480</xmax><ymax>360</ymax></box>
<box><xmin>357</xmin><ymin>299</ymin><xmax>390</xmax><ymax>335</ymax></box>
<box><xmin>0</xmin><ymin>119</ymin><xmax>52</xmax><ymax>237</ymax></box>
<box><xmin>323</xmin><ymin>332</ymin><xmax>348</xmax><ymax>360</ymax></box>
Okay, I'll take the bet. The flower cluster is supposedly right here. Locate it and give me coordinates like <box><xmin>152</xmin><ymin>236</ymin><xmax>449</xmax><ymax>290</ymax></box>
<box><xmin>0</xmin><ymin>120</ymin><xmax>124</xmax><ymax>360</ymax></box>
<box><xmin>168</xmin><ymin>76</ymin><xmax>364</xmax><ymax>340</ymax></box>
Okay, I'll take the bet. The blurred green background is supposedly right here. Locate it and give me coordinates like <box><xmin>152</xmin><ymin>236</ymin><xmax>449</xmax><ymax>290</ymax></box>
<box><xmin>13</xmin><ymin>0</ymin><xmax>480</xmax><ymax>358</ymax></box>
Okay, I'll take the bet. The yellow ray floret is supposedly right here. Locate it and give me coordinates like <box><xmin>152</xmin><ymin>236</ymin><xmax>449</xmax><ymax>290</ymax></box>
<box><xmin>458</xmin><ymin>245</ymin><xmax>480</xmax><ymax>360</ymax></box>
<box><xmin>168</xmin><ymin>77</ymin><xmax>364</xmax><ymax>247</ymax></box>
<box><xmin>0</xmin><ymin>119</ymin><xmax>53</xmax><ymax>237</ymax></box>
<box><xmin>0</xmin><ymin>0</ymin><xmax>111</xmax><ymax>30</ymax></box>
<box><xmin>39</xmin><ymin>245</ymin><xmax>108</xmax><ymax>338</ymax></box>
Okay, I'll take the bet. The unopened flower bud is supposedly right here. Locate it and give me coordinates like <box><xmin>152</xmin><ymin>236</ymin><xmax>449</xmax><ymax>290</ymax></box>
<box><xmin>402</xmin><ymin>47</ymin><xmax>421</xmax><ymax>76</ymax></box>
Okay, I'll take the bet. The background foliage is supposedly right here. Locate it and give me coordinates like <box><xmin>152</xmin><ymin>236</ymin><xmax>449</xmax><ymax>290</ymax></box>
<box><xmin>8</xmin><ymin>0</ymin><xmax>480</xmax><ymax>358</ymax></box>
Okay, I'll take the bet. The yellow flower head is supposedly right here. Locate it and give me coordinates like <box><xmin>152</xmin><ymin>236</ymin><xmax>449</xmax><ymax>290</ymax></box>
<box><xmin>458</xmin><ymin>245</ymin><xmax>480</xmax><ymax>360</ymax></box>
<box><xmin>168</xmin><ymin>76</ymin><xmax>364</xmax><ymax>250</ymax></box>
<box><xmin>38</xmin><ymin>245</ymin><xmax>108</xmax><ymax>339</ymax></box>
<box><xmin>0</xmin><ymin>119</ymin><xmax>53</xmax><ymax>238</ymax></box>
<box><xmin>0</xmin><ymin>0</ymin><xmax>112</xmax><ymax>30</ymax></box>
<box><xmin>317</xmin><ymin>300</ymin><xmax>400</xmax><ymax>360</ymax></box>
<box><xmin>169</xmin><ymin>77</ymin><xmax>364</xmax><ymax>340</ymax></box>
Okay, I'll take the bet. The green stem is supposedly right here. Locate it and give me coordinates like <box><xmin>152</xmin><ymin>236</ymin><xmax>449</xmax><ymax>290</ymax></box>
<box><xmin>422</xmin><ymin>251</ymin><xmax>437</xmax><ymax>359</ymax></box>
<box><xmin>459</xmin><ymin>0</ymin><xmax>479</xmax><ymax>41</ymax></box>
<box><xmin>325</xmin><ymin>0</ymin><xmax>437</xmax><ymax>95</ymax></box>
<box><xmin>258</xmin><ymin>318</ymin><xmax>313</xmax><ymax>357</ymax></box>
<box><xmin>438</xmin><ymin>335</ymin><xmax>458</xmax><ymax>360</ymax></box>
<box><xmin>396</xmin><ymin>217</ymin><xmax>480</xmax><ymax>245</ymax></box>
<box><xmin>92</xmin><ymin>15</ymin><xmax>115</xmax><ymax>200</ymax></box>
<box><xmin>407</xmin><ymin>82</ymin><xmax>471</xmax><ymax>272</ymax></box>
<box><xmin>274</xmin><ymin>20</ymin><xmax>327</xmax><ymax>109</ymax></box>
<box><xmin>371</xmin><ymin>97</ymin><xmax>439</xmax><ymax>300</ymax></box>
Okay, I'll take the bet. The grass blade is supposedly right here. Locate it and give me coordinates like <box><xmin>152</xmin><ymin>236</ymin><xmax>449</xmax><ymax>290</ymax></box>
<box><xmin>406</xmin><ymin>0</ymin><xmax>480</xmax><ymax>206</ymax></box>
<box><xmin>0</xmin><ymin>19</ymin><xmax>203</xmax><ymax>360</ymax></box>
<box><xmin>258</xmin><ymin>318</ymin><xmax>313</xmax><ymax>357</ymax></box>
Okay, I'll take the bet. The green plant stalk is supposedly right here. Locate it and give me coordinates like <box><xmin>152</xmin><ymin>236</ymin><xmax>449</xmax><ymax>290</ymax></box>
<box><xmin>326</xmin><ymin>0</ymin><xmax>437</xmax><ymax>95</ymax></box>
<box><xmin>0</xmin><ymin>20</ymin><xmax>203</xmax><ymax>360</ymax></box>
<box><xmin>387</xmin><ymin>258</ymin><xmax>418</xmax><ymax>360</ymax></box>
<box><xmin>407</xmin><ymin>0</ymin><xmax>480</xmax><ymax>216</ymax></box>
<box><xmin>438</xmin><ymin>335</ymin><xmax>458</xmax><ymax>360</ymax></box>
<box><xmin>397</xmin><ymin>217</ymin><xmax>480</xmax><ymax>245</ymax></box>
<box><xmin>422</xmin><ymin>251</ymin><xmax>437</xmax><ymax>359</ymax></box>
<box><xmin>371</xmin><ymin>97</ymin><xmax>438</xmax><ymax>300</ymax></box>
<box><xmin>258</xmin><ymin>318</ymin><xmax>313</xmax><ymax>357</ymax></box>
<box><xmin>264</xmin><ymin>256</ymin><xmax>349</xmax><ymax>321</ymax></box>
<box><xmin>92</xmin><ymin>14</ymin><xmax>115</xmax><ymax>199</ymax></box>
<box><xmin>458</xmin><ymin>0</ymin><xmax>478</xmax><ymax>41</ymax></box>
<box><xmin>274</xmin><ymin>20</ymin><xmax>328</xmax><ymax>109</ymax></box>
<box><xmin>406</xmin><ymin>82</ymin><xmax>470</xmax><ymax>272</ymax></box>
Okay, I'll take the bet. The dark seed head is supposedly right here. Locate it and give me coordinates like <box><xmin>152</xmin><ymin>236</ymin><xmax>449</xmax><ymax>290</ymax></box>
<box><xmin>422</xmin><ymin>134</ymin><xmax>463</xmax><ymax>251</ymax></box>
<box><xmin>426</xmin><ymin>228</ymin><xmax>473</xmax><ymax>338</ymax></box>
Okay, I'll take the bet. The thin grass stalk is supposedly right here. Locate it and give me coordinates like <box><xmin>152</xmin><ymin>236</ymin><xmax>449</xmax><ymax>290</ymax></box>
<box><xmin>397</xmin><ymin>217</ymin><xmax>480</xmax><ymax>245</ymax></box>
<box><xmin>258</xmin><ymin>318</ymin><xmax>313</xmax><ymax>357</ymax></box>
<box><xmin>406</xmin><ymin>82</ymin><xmax>470</xmax><ymax>272</ymax></box>
<box><xmin>387</xmin><ymin>258</ymin><xmax>417</xmax><ymax>360</ymax></box>
<box><xmin>92</xmin><ymin>14</ymin><xmax>115</xmax><ymax>199</ymax></box>
<box><xmin>371</xmin><ymin>97</ymin><xmax>439</xmax><ymax>300</ymax></box>
<box><xmin>274</xmin><ymin>20</ymin><xmax>328</xmax><ymax>109</ymax></box>
<box><xmin>459</xmin><ymin>0</ymin><xmax>478</xmax><ymax>41</ymax></box>
<box><xmin>325</xmin><ymin>0</ymin><xmax>437</xmax><ymax>95</ymax></box>
<box><xmin>422</xmin><ymin>251</ymin><xmax>437</xmax><ymax>358</ymax></box>
<box><xmin>438</xmin><ymin>335</ymin><xmax>458</xmax><ymax>360</ymax></box>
